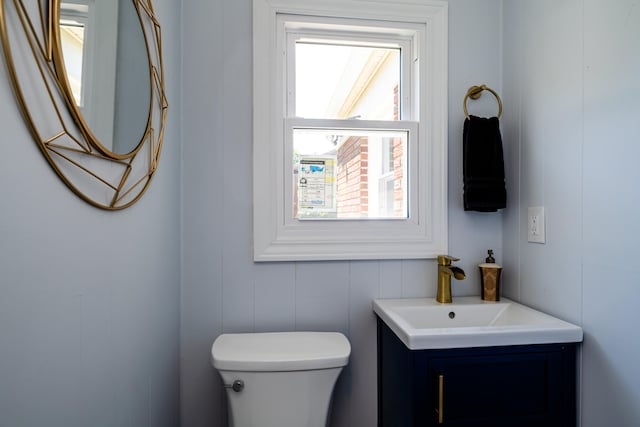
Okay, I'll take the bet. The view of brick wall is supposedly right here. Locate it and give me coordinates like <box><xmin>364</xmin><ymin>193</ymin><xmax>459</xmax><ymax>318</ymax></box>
<box><xmin>337</xmin><ymin>136</ymin><xmax>369</xmax><ymax>218</ymax></box>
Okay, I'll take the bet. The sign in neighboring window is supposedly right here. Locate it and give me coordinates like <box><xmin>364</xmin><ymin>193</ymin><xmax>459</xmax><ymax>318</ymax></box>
<box><xmin>296</xmin><ymin>156</ymin><xmax>337</xmax><ymax>217</ymax></box>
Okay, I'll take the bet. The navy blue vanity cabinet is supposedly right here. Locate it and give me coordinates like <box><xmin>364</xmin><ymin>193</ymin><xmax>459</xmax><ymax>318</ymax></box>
<box><xmin>377</xmin><ymin>318</ymin><xmax>577</xmax><ymax>427</ymax></box>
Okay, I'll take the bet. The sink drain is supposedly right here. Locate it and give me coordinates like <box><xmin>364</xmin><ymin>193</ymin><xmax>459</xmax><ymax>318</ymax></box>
<box><xmin>448</xmin><ymin>311</ymin><xmax>456</xmax><ymax>319</ymax></box>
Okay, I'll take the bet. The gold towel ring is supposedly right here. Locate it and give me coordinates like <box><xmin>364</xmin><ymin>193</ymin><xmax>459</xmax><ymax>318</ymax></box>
<box><xmin>463</xmin><ymin>84</ymin><xmax>503</xmax><ymax>119</ymax></box>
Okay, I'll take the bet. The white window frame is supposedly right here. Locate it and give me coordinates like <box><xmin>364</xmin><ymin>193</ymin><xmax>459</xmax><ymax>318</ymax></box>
<box><xmin>253</xmin><ymin>0</ymin><xmax>448</xmax><ymax>261</ymax></box>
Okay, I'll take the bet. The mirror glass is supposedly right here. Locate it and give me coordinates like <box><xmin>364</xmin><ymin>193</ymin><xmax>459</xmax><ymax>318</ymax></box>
<box><xmin>59</xmin><ymin>0</ymin><xmax>151</xmax><ymax>155</ymax></box>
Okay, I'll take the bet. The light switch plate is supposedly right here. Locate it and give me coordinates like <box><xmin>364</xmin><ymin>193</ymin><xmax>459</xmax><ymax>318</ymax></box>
<box><xmin>528</xmin><ymin>206</ymin><xmax>545</xmax><ymax>244</ymax></box>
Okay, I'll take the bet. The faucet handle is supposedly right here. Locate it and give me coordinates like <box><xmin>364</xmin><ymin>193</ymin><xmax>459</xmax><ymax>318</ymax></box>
<box><xmin>437</xmin><ymin>255</ymin><xmax>460</xmax><ymax>266</ymax></box>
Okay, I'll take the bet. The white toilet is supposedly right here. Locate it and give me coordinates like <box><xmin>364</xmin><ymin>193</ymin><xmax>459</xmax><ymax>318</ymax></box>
<box><xmin>211</xmin><ymin>331</ymin><xmax>351</xmax><ymax>427</ymax></box>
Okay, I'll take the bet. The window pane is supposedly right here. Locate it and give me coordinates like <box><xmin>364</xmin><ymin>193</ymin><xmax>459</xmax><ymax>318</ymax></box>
<box><xmin>295</xmin><ymin>42</ymin><xmax>400</xmax><ymax>120</ymax></box>
<box><xmin>293</xmin><ymin>128</ymin><xmax>408</xmax><ymax>219</ymax></box>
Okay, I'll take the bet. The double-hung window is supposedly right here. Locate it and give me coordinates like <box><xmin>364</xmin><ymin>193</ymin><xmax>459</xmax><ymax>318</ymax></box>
<box><xmin>253</xmin><ymin>0</ymin><xmax>448</xmax><ymax>261</ymax></box>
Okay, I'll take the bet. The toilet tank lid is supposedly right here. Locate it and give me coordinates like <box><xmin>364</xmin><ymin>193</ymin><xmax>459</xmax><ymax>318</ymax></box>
<box><xmin>211</xmin><ymin>332</ymin><xmax>351</xmax><ymax>372</ymax></box>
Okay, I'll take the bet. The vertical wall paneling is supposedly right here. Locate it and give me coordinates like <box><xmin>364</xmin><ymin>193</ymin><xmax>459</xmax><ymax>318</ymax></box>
<box><xmin>345</xmin><ymin>261</ymin><xmax>382</xmax><ymax>427</ymax></box>
<box><xmin>447</xmin><ymin>0</ymin><xmax>504</xmax><ymax>294</ymax></box>
<box><xmin>581</xmin><ymin>0</ymin><xmax>640</xmax><ymax>425</ymax></box>
<box><xmin>0</xmin><ymin>0</ymin><xmax>182</xmax><ymax>425</ymax></box>
<box><xmin>179</xmin><ymin>0</ymin><xmax>225</xmax><ymax>424</ymax></box>
<box><xmin>515</xmin><ymin>0</ymin><xmax>583</xmax><ymax>323</ymax></box>
<box><xmin>502</xmin><ymin>0</ymin><xmax>640</xmax><ymax>425</ymax></box>
<box><xmin>254</xmin><ymin>263</ymin><xmax>297</xmax><ymax>332</ymax></box>
<box><xmin>500</xmin><ymin>0</ymin><xmax>523</xmax><ymax>301</ymax></box>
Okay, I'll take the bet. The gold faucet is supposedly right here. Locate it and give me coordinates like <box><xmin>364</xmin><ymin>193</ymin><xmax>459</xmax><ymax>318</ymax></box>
<box><xmin>437</xmin><ymin>255</ymin><xmax>466</xmax><ymax>303</ymax></box>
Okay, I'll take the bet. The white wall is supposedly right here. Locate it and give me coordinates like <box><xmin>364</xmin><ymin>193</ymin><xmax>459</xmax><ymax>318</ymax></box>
<box><xmin>180</xmin><ymin>0</ymin><xmax>504</xmax><ymax>425</ymax></box>
<box><xmin>502</xmin><ymin>0</ymin><xmax>640</xmax><ymax>424</ymax></box>
<box><xmin>0</xmin><ymin>0</ymin><xmax>182</xmax><ymax>425</ymax></box>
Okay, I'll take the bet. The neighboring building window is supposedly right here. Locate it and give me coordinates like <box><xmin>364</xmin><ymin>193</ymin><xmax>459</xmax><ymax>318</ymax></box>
<box><xmin>253</xmin><ymin>0</ymin><xmax>448</xmax><ymax>261</ymax></box>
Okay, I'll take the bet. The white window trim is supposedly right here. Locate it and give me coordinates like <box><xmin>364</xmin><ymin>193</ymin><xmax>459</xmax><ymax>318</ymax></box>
<box><xmin>253</xmin><ymin>0</ymin><xmax>448</xmax><ymax>262</ymax></box>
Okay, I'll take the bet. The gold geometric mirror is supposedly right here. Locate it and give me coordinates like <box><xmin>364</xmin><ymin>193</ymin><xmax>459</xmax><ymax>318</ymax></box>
<box><xmin>0</xmin><ymin>0</ymin><xmax>167</xmax><ymax>210</ymax></box>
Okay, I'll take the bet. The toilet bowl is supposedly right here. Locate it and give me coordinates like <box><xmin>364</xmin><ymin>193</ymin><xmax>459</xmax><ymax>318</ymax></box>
<box><xmin>211</xmin><ymin>331</ymin><xmax>351</xmax><ymax>427</ymax></box>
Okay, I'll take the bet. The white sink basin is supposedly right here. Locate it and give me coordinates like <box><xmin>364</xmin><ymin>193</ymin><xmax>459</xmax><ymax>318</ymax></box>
<box><xmin>373</xmin><ymin>297</ymin><xmax>583</xmax><ymax>350</ymax></box>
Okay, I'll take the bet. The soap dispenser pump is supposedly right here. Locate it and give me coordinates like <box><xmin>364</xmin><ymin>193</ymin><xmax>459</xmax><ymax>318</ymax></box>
<box><xmin>479</xmin><ymin>249</ymin><xmax>502</xmax><ymax>301</ymax></box>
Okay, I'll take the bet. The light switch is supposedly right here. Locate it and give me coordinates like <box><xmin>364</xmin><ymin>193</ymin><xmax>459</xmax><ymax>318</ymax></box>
<box><xmin>528</xmin><ymin>206</ymin><xmax>545</xmax><ymax>244</ymax></box>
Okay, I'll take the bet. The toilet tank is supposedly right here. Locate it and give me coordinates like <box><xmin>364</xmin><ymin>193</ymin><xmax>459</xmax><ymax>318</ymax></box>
<box><xmin>211</xmin><ymin>332</ymin><xmax>351</xmax><ymax>427</ymax></box>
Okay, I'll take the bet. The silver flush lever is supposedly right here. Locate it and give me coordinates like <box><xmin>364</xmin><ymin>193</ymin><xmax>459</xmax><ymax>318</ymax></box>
<box><xmin>224</xmin><ymin>379</ymin><xmax>244</xmax><ymax>393</ymax></box>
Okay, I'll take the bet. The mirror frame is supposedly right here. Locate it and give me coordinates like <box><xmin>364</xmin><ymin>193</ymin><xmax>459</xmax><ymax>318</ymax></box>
<box><xmin>0</xmin><ymin>0</ymin><xmax>167</xmax><ymax>210</ymax></box>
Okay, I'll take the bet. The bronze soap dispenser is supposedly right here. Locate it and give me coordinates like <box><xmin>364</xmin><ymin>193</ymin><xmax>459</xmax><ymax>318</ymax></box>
<box><xmin>479</xmin><ymin>250</ymin><xmax>502</xmax><ymax>301</ymax></box>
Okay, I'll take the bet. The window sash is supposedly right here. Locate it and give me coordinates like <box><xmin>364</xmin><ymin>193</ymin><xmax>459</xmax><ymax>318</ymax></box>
<box><xmin>282</xmin><ymin>18</ymin><xmax>417</xmax><ymax>121</ymax></box>
<box><xmin>284</xmin><ymin>118</ymin><xmax>417</xmax><ymax>223</ymax></box>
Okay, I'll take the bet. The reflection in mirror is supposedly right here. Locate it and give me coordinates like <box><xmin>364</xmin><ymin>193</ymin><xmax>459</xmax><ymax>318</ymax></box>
<box><xmin>59</xmin><ymin>3</ymin><xmax>87</xmax><ymax>105</ymax></box>
<box><xmin>59</xmin><ymin>0</ymin><xmax>151</xmax><ymax>155</ymax></box>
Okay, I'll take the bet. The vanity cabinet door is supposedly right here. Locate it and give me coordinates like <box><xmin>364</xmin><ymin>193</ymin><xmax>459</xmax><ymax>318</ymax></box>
<box><xmin>423</xmin><ymin>347</ymin><xmax>575</xmax><ymax>426</ymax></box>
<box><xmin>377</xmin><ymin>318</ymin><xmax>577</xmax><ymax>427</ymax></box>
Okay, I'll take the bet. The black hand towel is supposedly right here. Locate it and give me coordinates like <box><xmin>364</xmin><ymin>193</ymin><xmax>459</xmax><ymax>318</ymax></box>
<box><xmin>463</xmin><ymin>115</ymin><xmax>506</xmax><ymax>212</ymax></box>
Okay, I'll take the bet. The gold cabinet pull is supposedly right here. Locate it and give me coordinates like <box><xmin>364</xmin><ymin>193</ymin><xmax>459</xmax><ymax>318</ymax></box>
<box><xmin>436</xmin><ymin>373</ymin><xmax>444</xmax><ymax>424</ymax></box>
